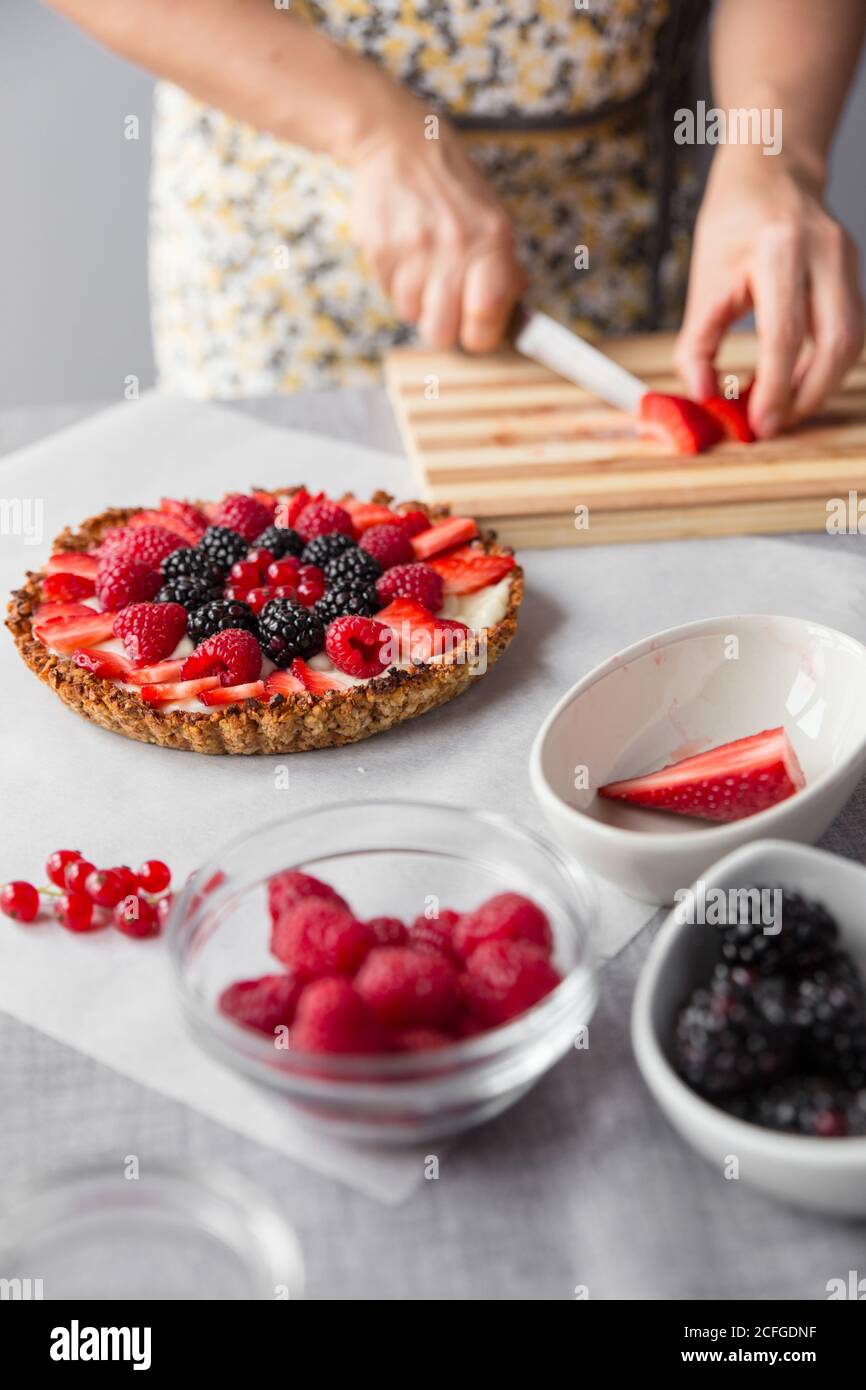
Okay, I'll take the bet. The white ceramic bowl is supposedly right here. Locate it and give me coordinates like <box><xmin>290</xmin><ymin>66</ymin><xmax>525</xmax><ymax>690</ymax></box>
<box><xmin>632</xmin><ymin>839</ymin><xmax>866</xmax><ymax>1216</ymax></box>
<box><xmin>530</xmin><ymin>614</ymin><xmax>866</xmax><ymax>904</ymax></box>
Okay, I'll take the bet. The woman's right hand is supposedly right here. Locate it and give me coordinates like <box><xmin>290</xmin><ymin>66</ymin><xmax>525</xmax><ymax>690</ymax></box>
<box><xmin>349</xmin><ymin>115</ymin><xmax>526</xmax><ymax>352</ymax></box>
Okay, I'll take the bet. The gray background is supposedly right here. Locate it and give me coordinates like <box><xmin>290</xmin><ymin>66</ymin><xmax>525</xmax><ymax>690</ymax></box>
<box><xmin>2</xmin><ymin>0</ymin><xmax>866</xmax><ymax>409</ymax></box>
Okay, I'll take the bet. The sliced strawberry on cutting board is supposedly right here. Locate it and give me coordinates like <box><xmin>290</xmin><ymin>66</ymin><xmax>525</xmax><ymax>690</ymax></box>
<box><xmin>411</xmin><ymin>516</ymin><xmax>478</xmax><ymax>560</ymax></box>
<box><xmin>264</xmin><ymin>669</ymin><xmax>306</xmax><ymax>697</ymax></box>
<box><xmin>701</xmin><ymin>382</ymin><xmax>755</xmax><ymax>443</ymax></box>
<box><xmin>139</xmin><ymin>677</ymin><xmax>220</xmax><ymax>705</ymax></box>
<box><xmin>46</xmin><ymin>552</ymin><xmax>100</xmax><ymax>579</ymax></box>
<box><xmin>289</xmin><ymin>658</ymin><xmax>350</xmax><ymax>693</ymax></box>
<box><xmin>33</xmin><ymin>610</ymin><xmax>115</xmax><ymax>653</ymax></box>
<box><xmin>199</xmin><ymin>680</ymin><xmax>266</xmax><ymax>706</ymax></box>
<box><xmin>72</xmin><ymin>647</ymin><xmax>133</xmax><ymax>680</ymax></box>
<box><xmin>638</xmin><ymin>393</ymin><xmax>723</xmax><ymax>455</ymax></box>
<box><xmin>428</xmin><ymin>546</ymin><xmax>516</xmax><ymax>595</ymax></box>
<box><xmin>598</xmin><ymin>726</ymin><xmax>805</xmax><ymax>823</ymax></box>
<box><xmin>129</xmin><ymin>509</ymin><xmax>203</xmax><ymax>545</ymax></box>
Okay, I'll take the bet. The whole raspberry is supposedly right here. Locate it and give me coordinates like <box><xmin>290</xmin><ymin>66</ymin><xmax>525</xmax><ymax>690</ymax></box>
<box><xmin>454</xmin><ymin>892</ymin><xmax>552</xmax><ymax>962</ymax></box>
<box><xmin>96</xmin><ymin>554</ymin><xmax>162</xmax><ymax>611</ymax></box>
<box><xmin>367</xmin><ymin>916</ymin><xmax>408</xmax><ymax>947</ymax></box>
<box><xmin>397</xmin><ymin>510</ymin><xmax>431</xmax><ymax>538</ymax></box>
<box><xmin>219</xmin><ymin>974</ymin><xmax>304</xmax><ymax>1036</ymax></box>
<box><xmin>271</xmin><ymin>898</ymin><xmax>375</xmax><ymax>980</ymax></box>
<box><xmin>267</xmin><ymin>869</ymin><xmax>348</xmax><ymax>925</ymax></box>
<box><xmin>355</xmin><ymin>946</ymin><xmax>461</xmax><ymax>1029</ymax></box>
<box><xmin>291</xmin><ymin>978</ymin><xmax>388</xmax><ymax>1055</ymax></box>
<box><xmin>461</xmin><ymin>940</ymin><xmax>561</xmax><ymax>1027</ymax></box>
<box><xmin>294</xmin><ymin>499</ymin><xmax>355</xmax><ymax>543</ymax></box>
<box><xmin>359</xmin><ymin>523</ymin><xmax>414</xmax><ymax>571</ymax></box>
<box><xmin>113</xmin><ymin>601</ymin><xmax>187</xmax><ymax>663</ymax></box>
<box><xmin>181</xmin><ymin>627</ymin><xmax>262</xmax><ymax>687</ymax></box>
<box><xmin>410</xmin><ymin>908</ymin><xmax>461</xmax><ymax>962</ymax></box>
<box><xmin>212</xmin><ymin>493</ymin><xmax>275</xmax><ymax>543</ymax></box>
<box><xmin>376</xmin><ymin>562</ymin><xmax>444</xmax><ymax>612</ymax></box>
<box><xmin>100</xmin><ymin>524</ymin><xmax>188</xmax><ymax>570</ymax></box>
<box><xmin>395</xmin><ymin>1028</ymin><xmax>454</xmax><ymax>1052</ymax></box>
<box><xmin>324</xmin><ymin>615</ymin><xmax>392</xmax><ymax>678</ymax></box>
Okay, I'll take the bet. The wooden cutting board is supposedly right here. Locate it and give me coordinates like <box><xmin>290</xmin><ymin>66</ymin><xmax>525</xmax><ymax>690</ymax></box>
<box><xmin>385</xmin><ymin>333</ymin><xmax>866</xmax><ymax>548</ymax></box>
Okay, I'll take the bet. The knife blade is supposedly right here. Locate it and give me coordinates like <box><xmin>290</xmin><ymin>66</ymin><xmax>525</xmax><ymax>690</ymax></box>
<box><xmin>511</xmin><ymin>308</ymin><xmax>649</xmax><ymax>415</ymax></box>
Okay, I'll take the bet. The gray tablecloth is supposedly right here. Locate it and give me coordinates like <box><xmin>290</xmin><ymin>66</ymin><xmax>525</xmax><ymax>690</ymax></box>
<box><xmin>2</xmin><ymin>391</ymin><xmax>865</xmax><ymax>1301</ymax></box>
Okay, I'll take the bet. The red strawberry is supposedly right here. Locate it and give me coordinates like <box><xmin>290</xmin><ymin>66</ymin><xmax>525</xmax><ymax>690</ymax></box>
<box><xmin>33</xmin><ymin>601</ymin><xmax>95</xmax><ymax>624</ymax></box>
<box><xmin>367</xmin><ymin>916</ymin><xmax>409</xmax><ymax>947</ymax></box>
<box><xmin>453</xmin><ymin>892</ymin><xmax>552</xmax><ymax>962</ymax></box>
<box><xmin>294</xmin><ymin>499</ymin><xmax>355</xmax><ymax>542</ymax></box>
<box><xmin>33</xmin><ymin>610</ymin><xmax>115</xmax><ymax>652</ymax></box>
<box><xmin>291</xmin><ymin>978</ymin><xmax>389</xmax><ymax>1055</ymax></box>
<box><xmin>637</xmin><ymin>392</ymin><xmax>723</xmax><ymax>454</ymax></box>
<box><xmin>181</xmin><ymin>627</ymin><xmax>262</xmax><ymax>687</ymax></box>
<box><xmin>99</xmin><ymin>524</ymin><xmax>188</xmax><ymax>570</ymax></box>
<box><xmin>355</xmin><ymin>946</ymin><xmax>461</xmax><ymax>1029</ymax></box>
<box><xmin>285</xmin><ymin>488</ymin><xmax>316</xmax><ymax>528</ymax></box>
<box><xmin>46</xmin><ymin>552</ymin><xmax>99</xmax><ymax>579</ymax></box>
<box><xmin>219</xmin><ymin>974</ymin><xmax>304</xmax><ymax>1035</ymax></box>
<box><xmin>411</xmin><ymin>516</ymin><xmax>478</xmax><ymax>560</ymax></box>
<box><xmin>375</xmin><ymin>562</ymin><xmax>443</xmax><ymax>612</ymax></box>
<box><xmin>113</xmin><ymin>601</ymin><xmax>187</xmax><ymax>663</ymax></box>
<box><xmin>289</xmin><ymin>657</ymin><xmax>350</xmax><ymax>693</ymax></box>
<box><xmin>342</xmin><ymin>500</ymin><xmax>402</xmax><ymax>531</ymax></box>
<box><xmin>598</xmin><ymin>726</ymin><xmax>805</xmax><ymax>823</ymax></box>
<box><xmin>359</xmin><ymin>523</ymin><xmax>414</xmax><ymax>570</ymax></box>
<box><xmin>375</xmin><ymin>599</ymin><xmax>470</xmax><ymax>660</ymax></box>
<box><xmin>264</xmin><ymin>668</ymin><xmax>306</xmax><ymax>697</ymax></box>
<box><xmin>212</xmin><ymin>493</ymin><xmax>275</xmax><ymax>542</ymax></box>
<box><xmin>125</xmin><ymin>658</ymin><xmax>186</xmax><ymax>685</ymax></box>
<box><xmin>160</xmin><ymin>497</ymin><xmax>209</xmax><ymax>534</ymax></box>
<box><xmin>428</xmin><ymin>546</ymin><xmax>515</xmax><ymax>595</ymax></box>
<box><xmin>42</xmin><ymin>572</ymin><xmax>96</xmax><ymax>602</ymax></box>
<box><xmin>72</xmin><ymin>647</ymin><xmax>133</xmax><ymax>680</ymax></box>
<box><xmin>199</xmin><ymin>680</ymin><xmax>266</xmax><ymax>706</ymax></box>
<box><xmin>138</xmin><ymin>676</ymin><xmax>220</xmax><ymax>704</ymax></box>
<box><xmin>394</xmin><ymin>1028</ymin><xmax>454</xmax><ymax>1052</ymax></box>
<box><xmin>462</xmin><ymin>940</ymin><xmax>561</xmax><ymax>1026</ymax></box>
<box><xmin>96</xmin><ymin>554</ymin><xmax>161</xmax><ymax>611</ymax></box>
<box><xmin>410</xmin><ymin>908</ymin><xmax>462</xmax><ymax>963</ymax></box>
<box><xmin>251</xmin><ymin>489</ymin><xmax>279</xmax><ymax>516</ymax></box>
<box><xmin>701</xmin><ymin>382</ymin><xmax>756</xmax><ymax>443</ymax></box>
<box><xmin>396</xmin><ymin>509</ymin><xmax>431</xmax><ymax>538</ymax></box>
<box><xmin>324</xmin><ymin>615</ymin><xmax>391</xmax><ymax>678</ymax></box>
<box><xmin>267</xmin><ymin>870</ymin><xmax>348</xmax><ymax>925</ymax></box>
<box><xmin>270</xmin><ymin>897</ymin><xmax>374</xmax><ymax>979</ymax></box>
<box><xmin>129</xmin><ymin>509</ymin><xmax>203</xmax><ymax>545</ymax></box>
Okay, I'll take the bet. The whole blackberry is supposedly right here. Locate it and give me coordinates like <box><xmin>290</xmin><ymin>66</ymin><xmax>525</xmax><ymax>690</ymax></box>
<box><xmin>258</xmin><ymin>598</ymin><xmax>324</xmax><ymax>667</ymax></box>
<box><xmin>187</xmin><ymin>597</ymin><xmax>259</xmax><ymax>646</ymax></box>
<box><xmin>719</xmin><ymin>886</ymin><xmax>839</xmax><ymax>977</ymax></box>
<box><xmin>160</xmin><ymin>547</ymin><xmax>223</xmax><ymax>585</ymax></box>
<box><xmin>743</xmin><ymin>1076</ymin><xmax>850</xmax><ymax>1137</ymax></box>
<box><xmin>197</xmin><ymin>525</ymin><xmax>248</xmax><ymax>575</ymax></box>
<box><xmin>315</xmin><ymin>582</ymin><xmax>379</xmax><ymax>627</ymax></box>
<box><xmin>793</xmin><ymin>958</ymin><xmax>866</xmax><ymax>1088</ymax></box>
<box><xmin>324</xmin><ymin>547</ymin><xmax>381</xmax><ymax>586</ymax></box>
<box><xmin>253</xmin><ymin>524</ymin><xmax>304</xmax><ymax>560</ymax></box>
<box><xmin>301</xmin><ymin>531</ymin><xmax>356</xmax><ymax>569</ymax></box>
<box><xmin>156</xmin><ymin>575</ymin><xmax>221</xmax><ymax>609</ymax></box>
<box><xmin>674</xmin><ymin>972</ymin><xmax>796</xmax><ymax>1097</ymax></box>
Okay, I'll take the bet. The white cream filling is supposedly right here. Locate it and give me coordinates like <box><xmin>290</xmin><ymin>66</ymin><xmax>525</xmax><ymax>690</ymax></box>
<box><xmin>41</xmin><ymin>573</ymin><xmax>512</xmax><ymax>711</ymax></box>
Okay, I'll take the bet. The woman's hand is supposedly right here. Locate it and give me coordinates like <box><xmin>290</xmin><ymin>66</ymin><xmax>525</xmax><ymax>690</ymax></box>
<box><xmin>349</xmin><ymin>116</ymin><xmax>526</xmax><ymax>352</ymax></box>
<box><xmin>675</xmin><ymin>151</ymin><xmax>865</xmax><ymax>440</ymax></box>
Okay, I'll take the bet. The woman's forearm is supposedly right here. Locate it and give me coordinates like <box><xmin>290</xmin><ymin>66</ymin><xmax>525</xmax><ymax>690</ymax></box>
<box><xmin>710</xmin><ymin>0</ymin><xmax>866</xmax><ymax>189</ymax></box>
<box><xmin>41</xmin><ymin>0</ymin><xmax>414</xmax><ymax>163</ymax></box>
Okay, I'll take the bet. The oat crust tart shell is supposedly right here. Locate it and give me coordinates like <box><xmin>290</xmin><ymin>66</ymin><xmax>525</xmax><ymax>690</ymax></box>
<box><xmin>6</xmin><ymin>488</ymin><xmax>522</xmax><ymax>755</ymax></box>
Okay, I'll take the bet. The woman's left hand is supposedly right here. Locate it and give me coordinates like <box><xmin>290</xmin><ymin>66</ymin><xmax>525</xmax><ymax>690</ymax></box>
<box><xmin>675</xmin><ymin>149</ymin><xmax>865</xmax><ymax>438</ymax></box>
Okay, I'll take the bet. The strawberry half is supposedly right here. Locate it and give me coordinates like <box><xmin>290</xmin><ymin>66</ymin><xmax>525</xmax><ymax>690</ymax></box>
<box><xmin>33</xmin><ymin>611</ymin><xmax>115</xmax><ymax>652</ymax></box>
<box><xmin>638</xmin><ymin>393</ymin><xmax>723</xmax><ymax>455</ymax></box>
<box><xmin>73</xmin><ymin>647</ymin><xmax>133</xmax><ymax>680</ymax></box>
<box><xmin>125</xmin><ymin>659</ymin><xmax>186</xmax><ymax>685</ymax></box>
<box><xmin>42</xmin><ymin>572</ymin><xmax>96</xmax><ymax>602</ymax></box>
<box><xmin>160</xmin><ymin>498</ymin><xmax>210</xmax><ymax>536</ymax></box>
<box><xmin>33</xmin><ymin>601</ymin><xmax>95</xmax><ymax>624</ymax></box>
<box><xmin>264</xmin><ymin>669</ymin><xmax>306</xmax><ymax>697</ymax></box>
<box><xmin>598</xmin><ymin>727</ymin><xmax>805</xmax><ymax>823</ymax></box>
<box><xmin>129</xmin><ymin>509</ymin><xmax>203</xmax><ymax>545</ymax></box>
<box><xmin>289</xmin><ymin>658</ymin><xmax>350</xmax><ymax>693</ymax></box>
<box><xmin>411</xmin><ymin>516</ymin><xmax>478</xmax><ymax>560</ymax></box>
<box><xmin>701</xmin><ymin>382</ymin><xmax>755</xmax><ymax>443</ymax></box>
<box><xmin>342</xmin><ymin>500</ymin><xmax>403</xmax><ymax>532</ymax></box>
<box><xmin>376</xmin><ymin>598</ymin><xmax>470</xmax><ymax>661</ymax></box>
<box><xmin>428</xmin><ymin>546</ymin><xmax>515</xmax><ymax>595</ymax></box>
<box><xmin>139</xmin><ymin>677</ymin><xmax>220</xmax><ymax>705</ymax></box>
<box><xmin>199</xmin><ymin>680</ymin><xmax>266</xmax><ymax>706</ymax></box>
<box><xmin>46</xmin><ymin>552</ymin><xmax>100</xmax><ymax>580</ymax></box>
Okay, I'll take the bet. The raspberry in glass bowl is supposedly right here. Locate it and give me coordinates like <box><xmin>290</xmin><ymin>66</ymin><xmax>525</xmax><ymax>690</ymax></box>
<box><xmin>168</xmin><ymin>801</ymin><xmax>597</xmax><ymax>1143</ymax></box>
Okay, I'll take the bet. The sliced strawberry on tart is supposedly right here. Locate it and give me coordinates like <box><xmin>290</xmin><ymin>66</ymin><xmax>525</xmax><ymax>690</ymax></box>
<box><xmin>7</xmin><ymin>488</ymin><xmax>522</xmax><ymax>754</ymax></box>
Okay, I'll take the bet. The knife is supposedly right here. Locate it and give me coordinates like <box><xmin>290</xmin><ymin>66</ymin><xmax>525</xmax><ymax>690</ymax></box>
<box><xmin>511</xmin><ymin>307</ymin><xmax>648</xmax><ymax>415</ymax></box>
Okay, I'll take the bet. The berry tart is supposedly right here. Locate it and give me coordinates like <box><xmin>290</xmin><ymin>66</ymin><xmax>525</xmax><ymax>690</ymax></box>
<box><xmin>7</xmin><ymin>488</ymin><xmax>522</xmax><ymax>754</ymax></box>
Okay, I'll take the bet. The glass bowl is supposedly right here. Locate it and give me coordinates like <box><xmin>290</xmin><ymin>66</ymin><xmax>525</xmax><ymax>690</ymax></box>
<box><xmin>168</xmin><ymin>800</ymin><xmax>598</xmax><ymax>1144</ymax></box>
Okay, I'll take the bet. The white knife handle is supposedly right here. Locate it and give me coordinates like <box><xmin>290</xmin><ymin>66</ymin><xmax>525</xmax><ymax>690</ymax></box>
<box><xmin>512</xmin><ymin>309</ymin><xmax>647</xmax><ymax>415</ymax></box>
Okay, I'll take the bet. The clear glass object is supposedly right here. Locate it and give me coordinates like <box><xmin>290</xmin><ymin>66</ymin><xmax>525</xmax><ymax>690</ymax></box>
<box><xmin>168</xmin><ymin>800</ymin><xmax>599</xmax><ymax>1143</ymax></box>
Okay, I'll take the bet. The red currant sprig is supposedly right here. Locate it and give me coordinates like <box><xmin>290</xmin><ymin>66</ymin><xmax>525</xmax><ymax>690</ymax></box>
<box><xmin>0</xmin><ymin>851</ymin><xmax>175</xmax><ymax>940</ymax></box>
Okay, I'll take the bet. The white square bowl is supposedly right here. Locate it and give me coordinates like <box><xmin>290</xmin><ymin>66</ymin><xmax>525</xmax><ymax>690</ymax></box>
<box><xmin>631</xmin><ymin>839</ymin><xmax>866</xmax><ymax>1216</ymax></box>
